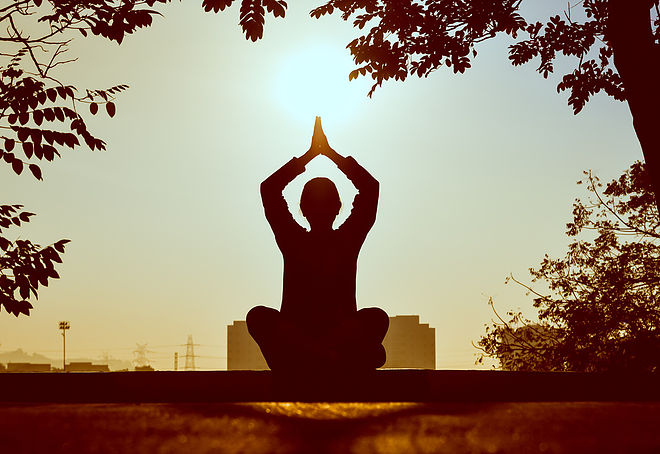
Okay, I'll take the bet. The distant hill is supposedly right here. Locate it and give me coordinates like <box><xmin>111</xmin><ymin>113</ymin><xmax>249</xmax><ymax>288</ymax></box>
<box><xmin>0</xmin><ymin>349</ymin><xmax>132</xmax><ymax>371</ymax></box>
<box><xmin>0</xmin><ymin>349</ymin><xmax>53</xmax><ymax>365</ymax></box>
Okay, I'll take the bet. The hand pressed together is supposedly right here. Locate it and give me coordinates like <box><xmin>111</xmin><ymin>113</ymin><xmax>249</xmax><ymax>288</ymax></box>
<box><xmin>301</xmin><ymin>116</ymin><xmax>343</xmax><ymax>166</ymax></box>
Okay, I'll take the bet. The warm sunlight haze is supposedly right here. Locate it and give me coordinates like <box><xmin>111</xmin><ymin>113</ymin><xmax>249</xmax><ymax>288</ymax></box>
<box><xmin>275</xmin><ymin>43</ymin><xmax>368</xmax><ymax>130</ymax></box>
<box><xmin>0</xmin><ymin>1</ymin><xmax>644</xmax><ymax>371</ymax></box>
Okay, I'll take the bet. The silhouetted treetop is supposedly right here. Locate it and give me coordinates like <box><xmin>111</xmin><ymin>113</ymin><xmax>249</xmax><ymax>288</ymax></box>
<box><xmin>477</xmin><ymin>162</ymin><xmax>660</xmax><ymax>372</ymax></box>
<box><xmin>303</xmin><ymin>0</ymin><xmax>659</xmax><ymax>110</ymax></box>
<box><xmin>311</xmin><ymin>0</ymin><xmax>526</xmax><ymax>96</ymax></box>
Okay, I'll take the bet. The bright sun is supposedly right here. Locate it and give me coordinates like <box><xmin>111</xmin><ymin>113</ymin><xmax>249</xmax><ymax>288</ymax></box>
<box><xmin>274</xmin><ymin>43</ymin><xmax>368</xmax><ymax>128</ymax></box>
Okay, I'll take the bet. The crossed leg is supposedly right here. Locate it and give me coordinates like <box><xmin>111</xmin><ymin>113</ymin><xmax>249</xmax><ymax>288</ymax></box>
<box><xmin>246</xmin><ymin>305</ymin><xmax>389</xmax><ymax>371</ymax></box>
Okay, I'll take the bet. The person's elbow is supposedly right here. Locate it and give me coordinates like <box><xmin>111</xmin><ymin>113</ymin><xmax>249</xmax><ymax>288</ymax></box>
<box><xmin>260</xmin><ymin>179</ymin><xmax>274</xmax><ymax>199</ymax></box>
<box><xmin>366</xmin><ymin>177</ymin><xmax>379</xmax><ymax>196</ymax></box>
<box><xmin>357</xmin><ymin>179</ymin><xmax>379</xmax><ymax>207</ymax></box>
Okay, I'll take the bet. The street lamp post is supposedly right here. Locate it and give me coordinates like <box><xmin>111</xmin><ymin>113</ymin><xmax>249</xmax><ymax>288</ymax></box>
<box><xmin>58</xmin><ymin>321</ymin><xmax>70</xmax><ymax>372</ymax></box>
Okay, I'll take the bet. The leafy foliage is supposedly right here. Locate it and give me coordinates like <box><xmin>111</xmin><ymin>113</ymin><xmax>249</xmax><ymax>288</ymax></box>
<box><xmin>202</xmin><ymin>0</ymin><xmax>287</xmax><ymax>41</ymax></box>
<box><xmin>0</xmin><ymin>205</ymin><xmax>69</xmax><ymax>316</ymax></box>
<box><xmin>305</xmin><ymin>0</ymin><xmax>660</xmax><ymax>108</ymax></box>
<box><xmin>476</xmin><ymin>162</ymin><xmax>660</xmax><ymax>372</ymax></box>
<box><xmin>310</xmin><ymin>0</ymin><xmax>526</xmax><ymax>96</ymax></box>
<box><xmin>1</xmin><ymin>0</ymin><xmax>171</xmax><ymax>316</ymax></box>
<box><xmin>476</xmin><ymin>298</ymin><xmax>565</xmax><ymax>372</ymax></box>
<box><xmin>508</xmin><ymin>0</ymin><xmax>637</xmax><ymax>114</ymax></box>
<box><xmin>0</xmin><ymin>0</ymin><xmax>171</xmax><ymax>181</ymax></box>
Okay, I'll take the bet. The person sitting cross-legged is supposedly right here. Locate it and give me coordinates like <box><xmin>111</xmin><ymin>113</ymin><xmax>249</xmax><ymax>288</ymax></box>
<box><xmin>247</xmin><ymin>117</ymin><xmax>389</xmax><ymax>371</ymax></box>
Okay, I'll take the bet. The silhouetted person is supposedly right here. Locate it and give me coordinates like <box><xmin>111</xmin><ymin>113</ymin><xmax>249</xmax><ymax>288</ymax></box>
<box><xmin>247</xmin><ymin>117</ymin><xmax>389</xmax><ymax>371</ymax></box>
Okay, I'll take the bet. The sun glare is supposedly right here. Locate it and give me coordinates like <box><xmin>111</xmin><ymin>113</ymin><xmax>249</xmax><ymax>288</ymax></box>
<box><xmin>274</xmin><ymin>43</ymin><xmax>368</xmax><ymax>128</ymax></box>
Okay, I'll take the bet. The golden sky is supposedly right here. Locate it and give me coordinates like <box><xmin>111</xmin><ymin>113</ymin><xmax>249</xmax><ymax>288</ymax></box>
<box><xmin>0</xmin><ymin>1</ymin><xmax>642</xmax><ymax>369</ymax></box>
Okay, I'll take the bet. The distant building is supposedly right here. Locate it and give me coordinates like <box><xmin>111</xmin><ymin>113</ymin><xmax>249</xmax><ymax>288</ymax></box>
<box><xmin>382</xmin><ymin>315</ymin><xmax>435</xmax><ymax>369</ymax></box>
<box><xmin>227</xmin><ymin>320</ymin><xmax>268</xmax><ymax>370</ymax></box>
<box><xmin>7</xmin><ymin>362</ymin><xmax>51</xmax><ymax>372</ymax></box>
<box><xmin>66</xmin><ymin>362</ymin><xmax>110</xmax><ymax>372</ymax></box>
<box><xmin>226</xmin><ymin>315</ymin><xmax>435</xmax><ymax>370</ymax></box>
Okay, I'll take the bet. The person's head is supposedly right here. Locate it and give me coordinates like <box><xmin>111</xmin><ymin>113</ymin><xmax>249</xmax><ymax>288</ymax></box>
<box><xmin>300</xmin><ymin>177</ymin><xmax>341</xmax><ymax>228</ymax></box>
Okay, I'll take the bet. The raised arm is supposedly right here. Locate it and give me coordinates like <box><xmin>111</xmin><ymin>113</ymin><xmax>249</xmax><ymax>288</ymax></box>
<box><xmin>316</xmin><ymin>122</ymin><xmax>379</xmax><ymax>236</ymax></box>
<box><xmin>260</xmin><ymin>127</ymin><xmax>321</xmax><ymax>243</ymax></box>
<box><xmin>325</xmin><ymin>148</ymin><xmax>379</xmax><ymax>198</ymax></box>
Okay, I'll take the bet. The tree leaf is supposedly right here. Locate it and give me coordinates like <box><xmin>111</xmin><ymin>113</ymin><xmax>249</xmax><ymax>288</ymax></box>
<box><xmin>90</xmin><ymin>102</ymin><xmax>98</xmax><ymax>115</ymax></box>
<box><xmin>54</xmin><ymin>108</ymin><xmax>64</xmax><ymax>122</ymax></box>
<box><xmin>54</xmin><ymin>239</ymin><xmax>70</xmax><ymax>253</ymax></box>
<box><xmin>17</xmin><ymin>128</ymin><xmax>29</xmax><ymax>142</ymax></box>
<box><xmin>18</xmin><ymin>212</ymin><xmax>33</xmax><ymax>222</ymax></box>
<box><xmin>33</xmin><ymin>110</ymin><xmax>44</xmax><ymax>126</ymax></box>
<box><xmin>11</xmin><ymin>159</ymin><xmax>23</xmax><ymax>175</ymax></box>
<box><xmin>46</xmin><ymin>88</ymin><xmax>57</xmax><ymax>102</ymax></box>
<box><xmin>18</xmin><ymin>301</ymin><xmax>33</xmax><ymax>316</ymax></box>
<box><xmin>22</xmin><ymin>142</ymin><xmax>33</xmax><ymax>159</ymax></box>
<box><xmin>29</xmin><ymin>164</ymin><xmax>42</xmax><ymax>181</ymax></box>
<box><xmin>43</xmin><ymin>145</ymin><xmax>54</xmax><ymax>161</ymax></box>
<box><xmin>34</xmin><ymin>144</ymin><xmax>44</xmax><ymax>159</ymax></box>
<box><xmin>19</xmin><ymin>280</ymin><xmax>30</xmax><ymax>300</ymax></box>
<box><xmin>106</xmin><ymin>102</ymin><xmax>116</xmax><ymax>117</ymax></box>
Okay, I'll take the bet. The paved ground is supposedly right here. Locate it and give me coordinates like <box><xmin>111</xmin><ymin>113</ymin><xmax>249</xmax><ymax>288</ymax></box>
<box><xmin>1</xmin><ymin>402</ymin><xmax>660</xmax><ymax>453</ymax></box>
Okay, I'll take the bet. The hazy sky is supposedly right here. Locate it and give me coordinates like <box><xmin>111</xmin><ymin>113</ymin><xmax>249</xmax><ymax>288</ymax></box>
<box><xmin>1</xmin><ymin>1</ymin><xmax>642</xmax><ymax>370</ymax></box>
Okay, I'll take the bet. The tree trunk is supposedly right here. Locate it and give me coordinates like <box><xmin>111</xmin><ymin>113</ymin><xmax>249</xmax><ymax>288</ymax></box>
<box><xmin>608</xmin><ymin>0</ymin><xmax>660</xmax><ymax>216</ymax></box>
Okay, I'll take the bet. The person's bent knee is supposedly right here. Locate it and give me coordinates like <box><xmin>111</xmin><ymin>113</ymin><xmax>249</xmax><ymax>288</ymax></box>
<box><xmin>358</xmin><ymin>307</ymin><xmax>389</xmax><ymax>323</ymax></box>
<box><xmin>373</xmin><ymin>344</ymin><xmax>386</xmax><ymax>369</ymax></box>
<box><xmin>247</xmin><ymin>305</ymin><xmax>278</xmax><ymax>322</ymax></box>
<box><xmin>357</xmin><ymin>307</ymin><xmax>389</xmax><ymax>340</ymax></box>
<box><xmin>247</xmin><ymin>306</ymin><xmax>280</xmax><ymax>340</ymax></box>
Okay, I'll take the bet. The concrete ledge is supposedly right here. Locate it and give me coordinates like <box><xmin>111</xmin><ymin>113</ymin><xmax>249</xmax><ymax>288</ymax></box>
<box><xmin>1</xmin><ymin>369</ymin><xmax>659</xmax><ymax>402</ymax></box>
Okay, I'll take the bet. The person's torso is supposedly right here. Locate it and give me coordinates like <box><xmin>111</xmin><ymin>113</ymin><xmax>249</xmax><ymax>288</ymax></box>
<box><xmin>280</xmin><ymin>229</ymin><xmax>361</xmax><ymax>322</ymax></box>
